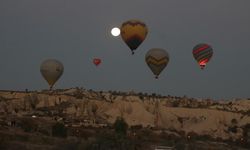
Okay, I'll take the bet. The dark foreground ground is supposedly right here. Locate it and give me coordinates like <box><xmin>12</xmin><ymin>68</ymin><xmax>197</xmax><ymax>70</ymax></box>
<box><xmin>0</xmin><ymin>124</ymin><xmax>249</xmax><ymax>150</ymax></box>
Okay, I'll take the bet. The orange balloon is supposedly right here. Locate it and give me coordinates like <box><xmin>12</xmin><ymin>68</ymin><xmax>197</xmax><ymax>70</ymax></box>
<box><xmin>120</xmin><ymin>20</ymin><xmax>148</xmax><ymax>55</ymax></box>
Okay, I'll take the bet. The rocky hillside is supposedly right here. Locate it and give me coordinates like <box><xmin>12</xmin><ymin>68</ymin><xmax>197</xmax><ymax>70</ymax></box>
<box><xmin>0</xmin><ymin>88</ymin><xmax>250</xmax><ymax>142</ymax></box>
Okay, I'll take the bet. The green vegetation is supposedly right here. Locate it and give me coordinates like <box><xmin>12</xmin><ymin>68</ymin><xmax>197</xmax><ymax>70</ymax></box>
<box><xmin>52</xmin><ymin>122</ymin><xmax>67</xmax><ymax>138</ymax></box>
<box><xmin>172</xmin><ymin>101</ymin><xmax>179</xmax><ymax>107</ymax></box>
<box><xmin>228</xmin><ymin>126</ymin><xmax>238</xmax><ymax>133</ymax></box>
<box><xmin>80</xmin><ymin>118</ymin><xmax>142</xmax><ymax>150</ymax></box>
<box><xmin>231</xmin><ymin>118</ymin><xmax>238</xmax><ymax>124</ymax></box>
<box><xmin>21</xmin><ymin>118</ymin><xmax>38</xmax><ymax>132</ymax></box>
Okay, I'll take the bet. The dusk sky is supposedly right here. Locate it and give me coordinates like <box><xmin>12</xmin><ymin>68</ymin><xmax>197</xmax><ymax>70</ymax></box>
<box><xmin>0</xmin><ymin>0</ymin><xmax>250</xmax><ymax>100</ymax></box>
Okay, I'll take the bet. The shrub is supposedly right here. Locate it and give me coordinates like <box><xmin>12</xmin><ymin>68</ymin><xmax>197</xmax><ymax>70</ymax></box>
<box><xmin>199</xmin><ymin>134</ymin><xmax>213</xmax><ymax>141</ymax></box>
<box><xmin>187</xmin><ymin>131</ymin><xmax>199</xmax><ymax>140</ymax></box>
<box><xmin>172</xmin><ymin>101</ymin><xmax>179</xmax><ymax>107</ymax></box>
<box><xmin>228</xmin><ymin>126</ymin><xmax>237</xmax><ymax>133</ymax></box>
<box><xmin>52</xmin><ymin>122</ymin><xmax>67</xmax><ymax>138</ymax></box>
<box><xmin>89</xmin><ymin>131</ymin><xmax>138</xmax><ymax>150</ymax></box>
<box><xmin>175</xmin><ymin>140</ymin><xmax>185</xmax><ymax>150</ymax></box>
<box><xmin>242</xmin><ymin>123</ymin><xmax>250</xmax><ymax>137</ymax></box>
<box><xmin>130</xmin><ymin>124</ymin><xmax>143</xmax><ymax>131</ymax></box>
<box><xmin>139</xmin><ymin>95</ymin><xmax>144</xmax><ymax>100</ymax></box>
<box><xmin>20</xmin><ymin>118</ymin><xmax>38</xmax><ymax>132</ymax></box>
<box><xmin>231</xmin><ymin>118</ymin><xmax>238</xmax><ymax>124</ymax></box>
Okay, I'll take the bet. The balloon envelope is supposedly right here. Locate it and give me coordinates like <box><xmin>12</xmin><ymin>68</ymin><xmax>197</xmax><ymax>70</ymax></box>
<box><xmin>192</xmin><ymin>43</ymin><xmax>213</xmax><ymax>69</ymax></box>
<box><xmin>120</xmin><ymin>19</ymin><xmax>148</xmax><ymax>54</ymax></box>
<box><xmin>93</xmin><ymin>58</ymin><xmax>101</xmax><ymax>66</ymax></box>
<box><xmin>145</xmin><ymin>48</ymin><xmax>169</xmax><ymax>78</ymax></box>
<box><xmin>40</xmin><ymin>59</ymin><xmax>64</xmax><ymax>89</ymax></box>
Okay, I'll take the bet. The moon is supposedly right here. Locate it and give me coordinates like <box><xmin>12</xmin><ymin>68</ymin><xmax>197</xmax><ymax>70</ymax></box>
<box><xmin>111</xmin><ymin>27</ymin><xmax>120</xmax><ymax>36</ymax></box>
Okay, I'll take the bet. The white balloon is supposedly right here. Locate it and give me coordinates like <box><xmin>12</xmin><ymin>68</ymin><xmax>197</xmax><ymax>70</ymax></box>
<box><xmin>40</xmin><ymin>59</ymin><xmax>64</xmax><ymax>90</ymax></box>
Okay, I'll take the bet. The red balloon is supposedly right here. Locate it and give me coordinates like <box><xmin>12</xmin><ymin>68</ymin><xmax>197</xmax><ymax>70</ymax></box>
<box><xmin>93</xmin><ymin>58</ymin><xmax>101</xmax><ymax>66</ymax></box>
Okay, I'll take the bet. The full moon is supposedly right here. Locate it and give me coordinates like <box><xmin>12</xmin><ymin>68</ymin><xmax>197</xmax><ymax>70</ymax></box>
<box><xmin>111</xmin><ymin>27</ymin><xmax>120</xmax><ymax>36</ymax></box>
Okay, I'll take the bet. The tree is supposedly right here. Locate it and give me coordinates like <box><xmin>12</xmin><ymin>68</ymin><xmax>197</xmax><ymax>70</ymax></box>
<box><xmin>92</xmin><ymin>103</ymin><xmax>98</xmax><ymax>115</ymax></box>
<box><xmin>92</xmin><ymin>103</ymin><xmax>98</xmax><ymax>124</ymax></box>
<box><xmin>21</xmin><ymin>118</ymin><xmax>38</xmax><ymax>132</ymax></box>
<box><xmin>152</xmin><ymin>93</ymin><xmax>156</xmax><ymax>97</ymax></box>
<box><xmin>52</xmin><ymin>122</ymin><xmax>67</xmax><ymax>138</ymax></box>
<box><xmin>114</xmin><ymin>117</ymin><xmax>128</xmax><ymax>136</ymax></box>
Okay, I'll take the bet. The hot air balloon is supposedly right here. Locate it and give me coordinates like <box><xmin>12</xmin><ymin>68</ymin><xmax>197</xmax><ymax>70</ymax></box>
<box><xmin>192</xmin><ymin>43</ymin><xmax>213</xmax><ymax>69</ymax></box>
<box><xmin>120</xmin><ymin>19</ymin><xmax>148</xmax><ymax>55</ymax></box>
<box><xmin>145</xmin><ymin>48</ymin><xmax>170</xmax><ymax>79</ymax></box>
<box><xmin>93</xmin><ymin>58</ymin><xmax>101</xmax><ymax>66</ymax></box>
<box><xmin>40</xmin><ymin>59</ymin><xmax>64</xmax><ymax>90</ymax></box>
